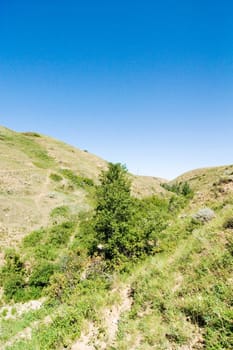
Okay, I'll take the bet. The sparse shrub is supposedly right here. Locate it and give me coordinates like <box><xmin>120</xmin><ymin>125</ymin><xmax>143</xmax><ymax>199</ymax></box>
<box><xmin>168</xmin><ymin>195</ymin><xmax>187</xmax><ymax>212</ymax></box>
<box><xmin>11</xmin><ymin>307</ymin><xmax>17</xmax><ymax>315</ymax></box>
<box><xmin>223</xmin><ymin>216</ymin><xmax>233</xmax><ymax>229</ymax></box>
<box><xmin>50</xmin><ymin>173</ymin><xmax>63</xmax><ymax>182</ymax></box>
<box><xmin>182</xmin><ymin>305</ymin><xmax>206</xmax><ymax>327</ymax></box>
<box><xmin>21</xmin><ymin>131</ymin><xmax>41</xmax><ymax>137</ymax></box>
<box><xmin>82</xmin><ymin>177</ymin><xmax>95</xmax><ymax>186</ymax></box>
<box><xmin>215</xmin><ymin>177</ymin><xmax>233</xmax><ymax>186</ymax></box>
<box><xmin>0</xmin><ymin>134</ymin><xmax>4</xmax><ymax>141</ymax></box>
<box><xmin>192</xmin><ymin>208</ymin><xmax>215</xmax><ymax>223</ymax></box>
<box><xmin>226</xmin><ymin>236</ymin><xmax>233</xmax><ymax>256</ymax></box>
<box><xmin>186</xmin><ymin>218</ymin><xmax>201</xmax><ymax>233</ymax></box>
<box><xmin>1</xmin><ymin>308</ymin><xmax>7</xmax><ymax>317</ymax></box>
<box><xmin>50</xmin><ymin>206</ymin><xmax>70</xmax><ymax>218</ymax></box>
<box><xmin>60</xmin><ymin>169</ymin><xmax>94</xmax><ymax>188</ymax></box>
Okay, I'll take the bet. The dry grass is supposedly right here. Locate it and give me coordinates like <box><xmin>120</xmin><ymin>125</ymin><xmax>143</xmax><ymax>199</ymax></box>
<box><xmin>0</xmin><ymin>126</ymin><xmax>167</xmax><ymax>254</ymax></box>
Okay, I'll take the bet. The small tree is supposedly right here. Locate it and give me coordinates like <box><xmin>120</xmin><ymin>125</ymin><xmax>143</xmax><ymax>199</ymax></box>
<box><xmin>93</xmin><ymin>163</ymin><xmax>133</xmax><ymax>262</ymax></box>
<box><xmin>91</xmin><ymin>163</ymin><xmax>168</xmax><ymax>266</ymax></box>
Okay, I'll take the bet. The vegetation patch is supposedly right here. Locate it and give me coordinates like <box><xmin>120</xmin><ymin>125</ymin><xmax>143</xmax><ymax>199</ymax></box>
<box><xmin>60</xmin><ymin>168</ymin><xmax>94</xmax><ymax>188</ymax></box>
<box><xmin>161</xmin><ymin>181</ymin><xmax>193</xmax><ymax>197</ymax></box>
<box><xmin>21</xmin><ymin>132</ymin><xmax>41</xmax><ymax>138</ymax></box>
<box><xmin>1</xmin><ymin>160</ymin><xmax>233</xmax><ymax>349</ymax></box>
<box><xmin>223</xmin><ymin>216</ymin><xmax>233</xmax><ymax>229</ymax></box>
<box><xmin>49</xmin><ymin>173</ymin><xmax>63</xmax><ymax>182</ymax></box>
<box><xmin>50</xmin><ymin>206</ymin><xmax>70</xmax><ymax>219</ymax></box>
<box><xmin>7</xmin><ymin>133</ymin><xmax>55</xmax><ymax>168</ymax></box>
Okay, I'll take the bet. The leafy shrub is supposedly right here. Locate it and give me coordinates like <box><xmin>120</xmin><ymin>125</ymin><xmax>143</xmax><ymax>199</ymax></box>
<box><xmin>29</xmin><ymin>263</ymin><xmax>57</xmax><ymax>288</ymax></box>
<box><xmin>47</xmin><ymin>221</ymin><xmax>75</xmax><ymax>247</ymax></box>
<box><xmin>168</xmin><ymin>195</ymin><xmax>187</xmax><ymax>212</ymax></box>
<box><xmin>23</xmin><ymin>229</ymin><xmax>45</xmax><ymax>247</ymax></box>
<box><xmin>34</xmin><ymin>244</ymin><xmax>57</xmax><ymax>260</ymax></box>
<box><xmin>162</xmin><ymin>181</ymin><xmax>193</xmax><ymax>197</ymax></box>
<box><xmin>1</xmin><ymin>250</ymin><xmax>27</xmax><ymax>301</ymax></box>
<box><xmin>4</xmin><ymin>274</ymin><xmax>25</xmax><ymax>301</ymax></box>
<box><xmin>2</xmin><ymin>249</ymin><xmax>25</xmax><ymax>274</ymax></box>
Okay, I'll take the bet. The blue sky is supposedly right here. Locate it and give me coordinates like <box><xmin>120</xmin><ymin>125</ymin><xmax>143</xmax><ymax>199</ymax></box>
<box><xmin>0</xmin><ymin>0</ymin><xmax>233</xmax><ymax>179</ymax></box>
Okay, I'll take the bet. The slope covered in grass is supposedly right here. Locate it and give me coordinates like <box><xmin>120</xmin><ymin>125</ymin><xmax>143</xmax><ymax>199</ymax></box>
<box><xmin>0</xmin><ymin>126</ymin><xmax>232</xmax><ymax>349</ymax></box>
<box><xmin>0</xmin><ymin>126</ymin><xmax>166</xmax><ymax>254</ymax></box>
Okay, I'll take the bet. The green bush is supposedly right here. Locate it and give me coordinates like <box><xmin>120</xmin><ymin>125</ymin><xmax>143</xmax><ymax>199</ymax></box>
<box><xmin>162</xmin><ymin>181</ymin><xmax>193</xmax><ymax>197</ymax></box>
<box><xmin>47</xmin><ymin>222</ymin><xmax>75</xmax><ymax>247</ymax></box>
<box><xmin>4</xmin><ymin>273</ymin><xmax>25</xmax><ymax>301</ymax></box>
<box><xmin>89</xmin><ymin>163</ymin><xmax>171</xmax><ymax>266</ymax></box>
<box><xmin>223</xmin><ymin>217</ymin><xmax>233</xmax><ymax>229</ymax></box>
<box><xmin>2</xmin><ymin>249</ymin><xmax>24</xmax><ymax>274</ymax></box>
<box><xmin>50</xmin><ymin>173</ymin><xmax>63</xmax><ymax>182</ymax></box>
<box><xmin>1</xmin><ymin>250</ymin><xmax>27</xmax><ymax>301</ymax></box>
<box><xmin>29</xmin><ymin>263</ymin><xmax>57</xmax><ymax>288</ymax></box>
<box><xmin>50</xmin><ymin>206</ymin><xmax>70</xmax><ymax>218</ymax></box>
<box><xmin>34</xmin><ymin>244</ymin><xmax>57</xmax><ymax>260</ymax></box>
<box><xmin>23</xmin><ymin>229</ymin><xmax>45</xmax><ymax>247</ymax></box>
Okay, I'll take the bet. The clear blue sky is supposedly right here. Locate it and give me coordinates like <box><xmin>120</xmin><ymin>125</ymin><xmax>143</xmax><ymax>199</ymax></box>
<box><xmin>0</xmin><ymin>1</ymin><xmax>233</xmax><ymax>179</ymax></box>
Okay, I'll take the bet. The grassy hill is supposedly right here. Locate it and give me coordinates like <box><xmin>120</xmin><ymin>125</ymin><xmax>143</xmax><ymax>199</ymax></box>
<box><xmin>0</xmin><ymin>126</ymin><xmax>166</xmax><ymax>254</ymax></box>
<box><xmin>0</xmin><ymin>126</ymin><xmax>232</xmax><ymax>350</ymax></box>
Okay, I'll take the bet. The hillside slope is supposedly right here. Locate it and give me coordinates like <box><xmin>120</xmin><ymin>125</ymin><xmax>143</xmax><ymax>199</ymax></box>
<box><xmin>0</xmin><ymin>126</ymin><xmax>232</xmax><ymax>350</ymax></box>
<box><xmin>0</xmin><ymin>126</ymin><xmax>166</xmax><ymax>252</ymax></box>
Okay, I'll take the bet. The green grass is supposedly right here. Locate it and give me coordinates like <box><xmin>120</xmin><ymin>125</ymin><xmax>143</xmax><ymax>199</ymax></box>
<box><xmin>1</xmin><ymin>221</ymin><xmax>78</xmax><ymax>302</ymax></box>
<box><xmin>0</xmin><ymin>306</ymin><xmax>51</xmax><ymax>344</ymax></box>
<box><xmin>2</xmin><ymin>201</ymin><xmax>233</xmax><ymax>349</ymax></box>
<box><xmin>2</xmin><ymin>132</ymin><xmax>55</xmax><ymax>168</ymax></box>
<box><xmin>1</xmin><ymin>127</ymin><xmax>233</xmax><ymax>349</ymax></box>
<box><xmin>60</xmin><ymin>168</ymin><xmax>94</xmax><ymax>188</ymax></box>
<box><xmin>50</xmin><ymin>205</ymin><xmax>70</xmax><ymax>219</ymax></box>
<box><xmin>49</xmin><ymin>173</ymin><xmax>63</xmax><ymax>182</ymax></box>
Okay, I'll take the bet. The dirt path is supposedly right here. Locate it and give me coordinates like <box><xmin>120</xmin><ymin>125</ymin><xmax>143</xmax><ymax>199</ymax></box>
<box><xmin>0</xmin><ymin>298</ymin><xmax>48</xmax><ymax>349</ymax></box>
<box><xmin>71</xmin><ymin>285</ymin><xmax>132</xmax><ymax>350</ymax></box>
<box><xmin>2</xmin><ymin>315</ymin><xmax>52</xmax><ymax>349</ymax></box>
<box><xmin>104</xmin><ymin>285</ymin><xmax>132</xmax><ymax>345</ymax></box>
<box><xmin>71</xmin><ymin>322</ymin><xmax>102</xmax><ymax>350</ymax></box>
<box><xmin>0</xmin><ymin>298</ymin><xmax>45</xmax><ymax>320</ymax></box>
<box><xmin>34</xmin><ymin>169</ymin><xmax>52</xmax><ymax>212</ymax></box>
